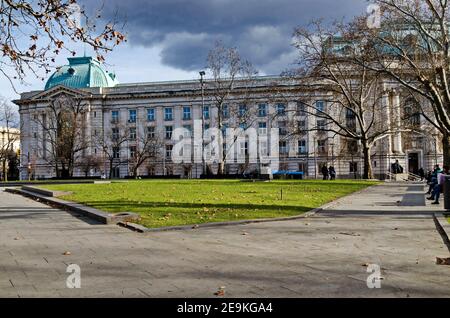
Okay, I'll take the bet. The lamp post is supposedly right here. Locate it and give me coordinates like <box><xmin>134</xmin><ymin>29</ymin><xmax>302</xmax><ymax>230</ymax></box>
<box><xmin>199</xmin><ymin>71</ymin><xmax>206</xmax><ymax>177</ymax></box>
<box><xmin>433</xmin><ymin>133</ymin><xmax>438</xmax><ymax>167</ymax></box>
<box><xmin>313</xmin><ymin>136</ymin><xmax>317</xmax><ymax>179</ymax></box>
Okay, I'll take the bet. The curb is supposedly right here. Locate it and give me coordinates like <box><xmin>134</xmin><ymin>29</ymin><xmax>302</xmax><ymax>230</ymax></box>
<box><xmin>4</xmin><ymin>188</ymin><xmax>140</xmax><ymax>225</ymax></box>
<box><xmin>433</xmin><ymin>213</ymin><xmax>450</xmax><ymax>254</ymax></box>
<box><xmin>119</xmin><ymin>184</ymin><xmax>380</xmax><ymax>233</ymax></box>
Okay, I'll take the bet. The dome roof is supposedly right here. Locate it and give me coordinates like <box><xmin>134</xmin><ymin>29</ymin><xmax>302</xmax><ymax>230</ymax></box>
<box><xmin>45</xmin><ymin>56</ymin><xmax>118</xmax><ymax>90</ymax></box>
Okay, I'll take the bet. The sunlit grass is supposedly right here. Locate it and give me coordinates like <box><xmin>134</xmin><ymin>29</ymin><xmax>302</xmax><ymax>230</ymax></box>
<box><xmin>41</xmin><ymin>179</ymin><xmax>378</xmax><ymax>228</ymax></box>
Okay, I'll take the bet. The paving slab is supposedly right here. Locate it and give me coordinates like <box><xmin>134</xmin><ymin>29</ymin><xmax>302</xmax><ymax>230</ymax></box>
<box><xmin>0</xmin><ymin>183</ymin><xmax>449</xmax><ymax>298</ymax></box>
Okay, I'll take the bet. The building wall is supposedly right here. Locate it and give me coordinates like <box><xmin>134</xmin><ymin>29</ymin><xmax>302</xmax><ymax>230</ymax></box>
<box><xmin>15</xmin><ymin>77</ymin><xmax>443</xmax><ymax>180</ymax></box>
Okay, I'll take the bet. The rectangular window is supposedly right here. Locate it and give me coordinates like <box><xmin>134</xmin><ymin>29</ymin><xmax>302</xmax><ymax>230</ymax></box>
<box><xmin>111</xmin><ymin>111</ymin><xmax>119</xmax><ymax>123</ymax></box>
<box><xmin>317</xmin><ymin>119</ymin><xmax>326</xmax><ymax>131</ymax></box>
<box><xmin>278</xmin><ymin>121</ymin><xmax>287</xmax><ymax>136</ymax></box>
<box><xmin>258</xmin><ymin>103</ymin><xmax>267</xmax><ymax>117</ymax></box>
<box><xmin>239</xmin><ymin>104</ymin><xmax>247</xmax><ymax>117</ymax></box>
<box><xmin>259</xmin><ymin>140</ymin><xmax>268</xmax><ymax>156</ymax></box>
<box><xmin>129</xmin><ymin>127</ymin><xmax>136</xmax><ymax>140</ymax></box>
<box><xmin>164</xmin><ymin>107</ymin><xmax>173</xmax><ymax>121</ymax></box>
<box><xmin>298</xmin><ymin>120</ymin><xmax>306</xmax><ymax>132</ymax></box>
<box><xmin>222</xmin><ymin>104</ymin><xmax>229</xmax><ymax>118</ymax></box>
<box><xmin>297</xmin><ymin>102</ymin><xmax>306</xmax><ymax>116</ymax></box>
<box><xmin>165</xmin><ymin>145</ymin><xmax>173</xmax><ymax>159</ymax></box>
<box><xmin>203</xmin><ymin>105</ymin><xmax>210</xmax><ymax>119</ymax></box>
<box><xmin>165</xmin><ymin>126</ymin><xmax>173</xmax><ymax>139</ymax></box>
<box><xmin>147</xmin><ymin>126</ymin><xmax>155</xmax><ymax>139</ymax></box>
<box><xmin>183</xmin><ymin>106</ymin><xmax>191</xmax><ymax>120</ymax></box>
<box><xmin>183</xmin><ymin>124</ymin><xmax>192</xmax><ymax>137</ymax></box>
<box><xmin>316</xmin><ymin>100</ymin><xmax>325</xmax><ymax>113</ymax></box>
<box><xmin>279</xmin><ymin>141</ymin><xmax>288</xmax><ymax>154</ymax></box>
<box><xmin>258</xmin><ymin>122</ymin><xmax>267</xmax><ymax>135</ymax></box>
<box><xmin>130</xmin><ymin>146</ymin><xmax>136</xmax><ymax>158</ymax></box>
<box><xmin>277</xmin><ymin>103</ymin><xmax>286</xmax><ymax>116</ymax></box>
<box><xmin>147</xmin><ymin>108</ymin><xmax>155</xmax><ymax>121</ymax></box>
<box><xmin>239</xmin><ymin>141</ymin><xmax>248</xmax><ymax>156</ymax></box>
<box><xmin>112</xmin><ymin>128</ymin><xmax>119</xmax><ymax>141</ymax></box>
<box><xmin>317</xmin><ymin>139</ymin><xmax>326</xmax><ymax>153</ymax></box>
<box><xmin>129</xmin><ymin>109</ymin><xmax>137</xmax><ymax>123</ymax></box>
<box><xmin>298</xmin><ymin>140</ymin><xmax>307</xmax><ymax>154</ymax></box>
<box><xmin>349</xmin><ymin>162</ymin><xmax>358</xmax><ymax>173</ymax></box>
<box><xmin>113</xmin><ymin>147</ymin><xmax>120</xmax><ymax>159</ymax></box>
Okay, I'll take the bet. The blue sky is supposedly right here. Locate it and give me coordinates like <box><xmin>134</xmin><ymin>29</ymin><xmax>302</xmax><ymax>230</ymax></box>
<box><xmin>0</xmin><ymin>0</ymin><xmax>367</xmax><ymax>100</ymax></box>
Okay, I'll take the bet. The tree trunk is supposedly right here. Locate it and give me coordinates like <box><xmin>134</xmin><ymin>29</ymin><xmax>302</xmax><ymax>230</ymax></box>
<box><xmin>442</xmin><ymin>134</ymin><xmax>450</xmax><ymax>168</ymax></box>
<box><xmin>2</xmin><ymin>160</ymin><xmax>7</xmax><ymax>182</ymax></box>
<box><xmin>362</xmin><ymin>144</ymin><xmax>373</xmax><ymax>179</ymax></box>
<box><xmin>109</xmin><ymin>160</ymin><xmax>113</xmax><ymax>179</ymax></box>
<box><xmin>218</xmin><ymin>161</ymin><xmax>225</xmax><ymax>176</ymax></box>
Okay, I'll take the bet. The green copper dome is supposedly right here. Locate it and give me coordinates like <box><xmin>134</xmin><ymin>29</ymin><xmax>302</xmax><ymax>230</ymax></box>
<box><xmin>45</xmin><ymin>56</ymin><xmax>118</xmax><ymax>90</ymax></box>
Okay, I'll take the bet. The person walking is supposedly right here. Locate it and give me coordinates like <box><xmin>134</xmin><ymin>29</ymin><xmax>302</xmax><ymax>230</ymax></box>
<box><xmin>428</xmin><ymin>166</ymin><xmax>448</xmax><ymax>204</ymax></box>
<box><xmin>328</xmin><ymin>165</ymin><xmax>336</xmax><ymax>180</ymax></box>
<box><xmin>321</xmin><ymin>164</ymin><xmax>329</xmax><ymax>180</ymax></box>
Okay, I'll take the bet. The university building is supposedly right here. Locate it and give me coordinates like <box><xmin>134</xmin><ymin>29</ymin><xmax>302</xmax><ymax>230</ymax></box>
<box><xmin>14</xmin><ymin>56</ymin><xmax>443</xmax><ymax>180</ymax></box>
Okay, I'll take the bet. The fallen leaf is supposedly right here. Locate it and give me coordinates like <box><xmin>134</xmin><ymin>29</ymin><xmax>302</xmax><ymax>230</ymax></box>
<box><xmin>339</xmin><ymin>232</ymin><xmax>361</xmax><ymax>237</ymax></box>
<box><xmin>63</xmin><ymin>251</ymin><xmax>71</xmax><ymax>256</ymax></box>
<box><xmin>214</xmin><ymin>286</ymin><xmax>226</xmax><ymax>296</ymax></box>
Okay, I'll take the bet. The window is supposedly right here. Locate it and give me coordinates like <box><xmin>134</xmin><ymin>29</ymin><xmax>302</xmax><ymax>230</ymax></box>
<box><xmin>316</xmin><ymin>100</ymin><xmax>325</xmax><ymax>113</ymax></box>
<box><xmin>298</xmin><ymin>140</ymin><xmax>307</xmax><ymax>154</ymax></box>
<box><xmin>239</xmin><ymin>104</ymin><xmax>247</xmax><ymax>117</ymax></box>
<box><xmin>258</xmin><ymin>103</ymin><xmax>267</xmax><ymax>117</ymax></box>
<box><xmin>147</xmin><ymin>108</ymin><xmax>155</xmax><ymax>121</ymax></box>
<box><xmin>183</xmin><ymin>106</ymin><xmax>191</xmax><ymax>120</ymax></box>
<box><xmin>164</xmin><ymin>107</ymin><xmax>173</xmax><ymax>121</ymax></box>
<box><xmin>277</xmin><ymin>103</ymin><xmax>286</xmax><ymax>116</ymax></box>
<box><xmin>297</xmin><ymin>102</ymin><xmax>306</xmax><ymax>116</ymax></box>
<box><xmin>165</xmin><ymin>145</ymin><xmax>173</xmax><ymax>159</ymax></box>
<box><xmin>298</xmin><ymin>120</ymin><xmax>306</xmax><ymax>132</ymax></box>
<box><xmin>113</xmin><ymin>147</ymin><xmax>120</xmax><ymax>159</ymax></box>
<box><xmin>183</xmin><ymin>124</ymin><xmax>192</xmax><ymax>137</ymax></box>
<box><xmin>203</xmin><ymin>106</ymin><xmax>210</xmax><ymax>119</ymax></box>
<box><xmin>165</xmin><ymin>126</ymin><xmax>173</xmax><ymax>139</ymax></box>
<box><xmin>279</xmin><ymin>141</ymin><xmax>288</xmax><ymax>154</ymax></box>
<box><xmin>222</xmin><ymin>104</ymin><xmax>229</xmax><ymax>118</ymax></box>
<box><xmin>298</xmin><ymin>162</ymin><xmax>307</xmax><ymax>173</ymax></box>
<box><xmin>258</xmin><ymin>122</ymin><xmax>267</xmax><ymax>135</ymax></box>
<box><xmin>317</xmin><ymin>139</ymin><xmax>326</xmax><ymax>153</ymax></box>
<box><xmin>349</xmin><ymin>162</ymin><xmax>358</xmax><ymax>173</ymax></box>
<box><xmin>129</xmin><ymin>127</ymin><xmax>136</xmax><ymax>140</ymax></box>
<box><xmin>221</xmin><ymin>123</ymin><xmax>228</xmax><ymax>137</ymax></box>
<box><xmin>259</xmin><ymin>141</ymin><xmax>268</xmax><ymax>156</ymax></box>
<box><xmin>93</xmin><ymin>111</ymin><xmax>96</xmax><ymax>118</ymax></box>
<box><xmin>111</xmin><ymin>111</ymin><xmax>119</xmax><ymax>123</ymax></box>
<box><xmin>147</xmin><ymin>126</ymin><xmax>155</xmax><ymax>139</ymax></box>
<box><xmin>112</xmin><ymin>128</ymin><xmax>119</xmax><ymax>141</ymax></box>
<box><xmin>347</xmin><ymin>140</ymin><xmax>358</xmax><ymax>153</ymax></box>
<box><xmin>129</xmin><ymin>109</ymin><xmax>137</xmax><ymax>123</ymax></box>
<box><xmin>130</xmin><ymin>146</ymin><xmax>136</xmax><ymax>158</ymax></box>
<box><xmin>239</xmin><ymin>141</ymin><xmax>248</xmax><ymax>156</ymax></box>
<box><xmin>317</xmin><ymin>119</ymin><xmax>326</xmax><ymax>131</ymax></box>
<box><xmin>278</xmin><ymin>121</ymin><xmax>287</xmax><ymax>136</ymax></box>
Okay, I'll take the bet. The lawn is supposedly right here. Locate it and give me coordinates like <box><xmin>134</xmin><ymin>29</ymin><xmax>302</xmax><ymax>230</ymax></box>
<box><xmin>41</xmin><ymin>179</ymin><xmax>378</xmax><ymax>228</ymax></box>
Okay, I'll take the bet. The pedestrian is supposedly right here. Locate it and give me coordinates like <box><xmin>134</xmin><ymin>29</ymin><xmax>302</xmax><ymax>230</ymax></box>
<box><xmin>427</xmin><ymin>164</ymin><xmax>442</xmax><ymax>195</ymax></box>
<box><xmin>428</xmin><ymin>166</ymin><xmax>449</xmax><ymax>205</ymax></box>
<box><xmin>321</xmin><ymin>164</ymin><xmax>329</xmax><ymax>180</ymax></box>
<box><xmin>328</xmin><ymin>165</ymin><xmax>336</xmax><ymax>180</ymax></box>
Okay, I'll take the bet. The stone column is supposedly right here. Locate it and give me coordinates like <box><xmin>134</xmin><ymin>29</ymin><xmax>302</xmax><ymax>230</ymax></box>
<box><xmin>392</xmin><ymin>91</ymin><xmax>403</xmax><ymax>154</ymax></box>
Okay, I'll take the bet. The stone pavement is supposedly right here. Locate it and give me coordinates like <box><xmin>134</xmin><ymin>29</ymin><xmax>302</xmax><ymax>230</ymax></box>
<box><xmin>0</xmin><ymin>182</ymin><xmax>449</xmax><ymax>298</ymax></box>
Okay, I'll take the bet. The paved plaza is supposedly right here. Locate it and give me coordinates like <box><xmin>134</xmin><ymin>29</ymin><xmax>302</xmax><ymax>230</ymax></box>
<box><xmin>0</xmin><ymin>183</ymin><xmax>449</xmax><ymax>297</ymax></box>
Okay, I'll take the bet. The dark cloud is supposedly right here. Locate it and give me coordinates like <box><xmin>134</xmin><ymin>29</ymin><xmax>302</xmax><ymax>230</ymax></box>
<box><xmin>83</xmin><ymin>0</ymin><xmax>367</xmax><ymax>74</ymax></box>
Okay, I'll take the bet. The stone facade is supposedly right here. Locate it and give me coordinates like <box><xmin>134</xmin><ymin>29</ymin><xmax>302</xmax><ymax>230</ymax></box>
<box><xmin>14</xmin><ymin>60</ymin><xmax>443</xmax><ymax>180</ymax></box>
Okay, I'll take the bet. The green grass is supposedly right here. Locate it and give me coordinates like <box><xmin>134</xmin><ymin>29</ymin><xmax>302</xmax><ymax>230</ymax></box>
<box><xmin>40</xmin><ymin>179</ymin><xmax>378</xmax><ymax>228</ymax></box>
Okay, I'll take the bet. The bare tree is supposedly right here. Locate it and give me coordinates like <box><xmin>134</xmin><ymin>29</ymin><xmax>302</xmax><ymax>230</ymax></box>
<box><xmin>96</xmin><ymin>123</ymin><xmax>128</xmax><ymax>179</ymax></box>
<box><xmin>366</xmin><ymin>0</ymin><xmax>450</xmax><ymax>166</ymax></box>
<box><xmin>288</xmin><ymin>19</ymin><xmax>393</xmax><ymax>179</ymax></box>
<box><xmin>78</xmin><ymin>154</ymin><xmax>101</xmax><ymax>177</ymax></box>
<box><xmin>205</xmin><ymin>41</ymin><xmax>259</xmax><ymax>175</ymax></box>
<box><xmin>33</xmin><ymin>94</ymin><xmax>89</xmax><ymax>178</ymax></box>
<box><xmin>0</xmin><ymin>0</ymin><xmax>125</xmax><ymax>90</ymax></box>
<box><xmin>0</xmin><ymin>97</ymin><xmax>19</xmax><ymax>181</ymax></box>
<box><xmin>128</xmin><ymin>134</ymin><xmax>162</xmax><ymax>179</ymax></box>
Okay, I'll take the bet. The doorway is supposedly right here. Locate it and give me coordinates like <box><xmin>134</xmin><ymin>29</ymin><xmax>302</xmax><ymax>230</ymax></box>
<box><xmin>408</xmin><ymin>153</ymin><xmax>419</xmax><ymax>175</ymax></box>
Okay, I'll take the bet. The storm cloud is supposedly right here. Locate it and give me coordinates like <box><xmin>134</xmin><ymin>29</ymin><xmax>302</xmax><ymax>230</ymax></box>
<box><xmin>83</xmin><ymin>0</ymin><xmax>368</xmax><ymax>74</ymax></box>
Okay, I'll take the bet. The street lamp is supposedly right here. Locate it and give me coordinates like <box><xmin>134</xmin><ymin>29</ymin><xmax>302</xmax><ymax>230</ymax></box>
<box><xmin>199</xmin><ymin>71</ymin><xmax>206</xmax><ymax>177</ymax></box>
